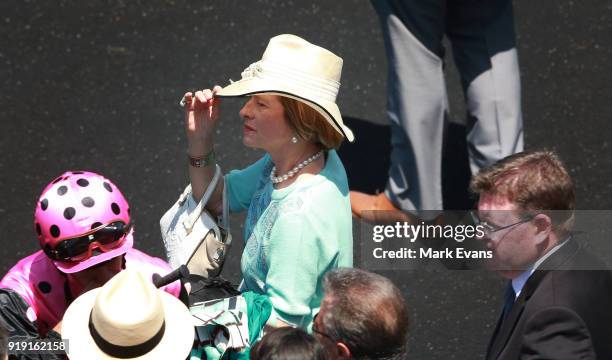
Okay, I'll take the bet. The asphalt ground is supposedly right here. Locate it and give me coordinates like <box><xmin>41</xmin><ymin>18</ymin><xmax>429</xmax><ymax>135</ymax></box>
<box><xmin>1</xmin><ymin>1</ymin><xmax>611</xmax><ymax>359</ymax></box>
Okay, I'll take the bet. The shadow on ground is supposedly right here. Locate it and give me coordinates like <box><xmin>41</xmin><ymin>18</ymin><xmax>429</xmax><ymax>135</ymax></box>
<box><xmin>339</xmin><ymin>116</ymin><xmax>474</xmax><ymax>210</ymax></box>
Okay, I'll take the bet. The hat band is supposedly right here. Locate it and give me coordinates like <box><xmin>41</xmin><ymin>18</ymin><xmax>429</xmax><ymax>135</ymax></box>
<box><xmin>240</xmin><ymin>61</ymin><xmax>340</xmax><ymax>103</ymax></box>
<box><xmin>89</xmin><ymin>312</ymin><xmax>166</xmax><ymax>358</ymax></box>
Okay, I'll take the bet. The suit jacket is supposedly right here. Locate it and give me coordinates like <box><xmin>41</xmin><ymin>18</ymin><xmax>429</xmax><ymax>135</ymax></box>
<box><xmin>486</xmin><ymin>238</ymin><xmax>612</xmax><ymax>360</ymax></box>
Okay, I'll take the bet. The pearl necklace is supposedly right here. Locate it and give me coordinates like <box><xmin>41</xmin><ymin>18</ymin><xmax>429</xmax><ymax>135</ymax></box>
<box><xmin>270</xmin><ymin>151</ymin><xmax>323</xmax><ymax>184</ymax></box>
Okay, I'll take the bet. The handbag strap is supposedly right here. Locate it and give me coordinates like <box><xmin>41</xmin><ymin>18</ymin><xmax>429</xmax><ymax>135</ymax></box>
<box><xmin>184</xmin><ymin>164</ymin><xmax>222</xmax><ymax>229</ymax></box>
<box><xmin>219</xmin><ymin>177</ymin><xmax>231</xmax><ymax>244</ymax></box>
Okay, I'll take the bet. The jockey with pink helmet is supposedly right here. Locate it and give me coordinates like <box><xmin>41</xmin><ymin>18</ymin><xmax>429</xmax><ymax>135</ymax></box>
<box><xmin>35</xmin><ymin>170</ymin><xmax>134</xmax><ymax>273</ymax></box>
<box><xmin>0</xmin><ymin>171</ymin><xmax>180</xmax><ymax>345</ymax></box>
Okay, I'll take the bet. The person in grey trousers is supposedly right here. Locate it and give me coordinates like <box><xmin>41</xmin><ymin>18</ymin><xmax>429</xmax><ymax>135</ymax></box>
<box><xmin>351</xmin><ymin>0</ymin><xmax>524</xmax><ymax>218</ymax></box>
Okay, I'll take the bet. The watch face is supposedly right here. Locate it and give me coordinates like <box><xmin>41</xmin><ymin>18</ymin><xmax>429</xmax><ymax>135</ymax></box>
<box><xmin>189</xmin><ymin>150</ymin><xmax>214</xmax><ymax>167</ymax></box>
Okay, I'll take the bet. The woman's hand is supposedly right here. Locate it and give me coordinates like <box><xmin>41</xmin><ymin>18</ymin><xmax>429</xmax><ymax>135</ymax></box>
<box><xmin>183</xmin><ymin>85</ymin><xmax>224</xmax><ymax>206</ymax></box>
<box><xmin>184</xmin><ymin>86</ymin><xmax>222</xmax><ymax>147</ymax></box>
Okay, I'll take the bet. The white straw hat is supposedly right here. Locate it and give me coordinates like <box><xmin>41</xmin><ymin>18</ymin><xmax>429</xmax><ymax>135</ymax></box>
<box><xmin>62</xmin><ymin>269</ymin><xmax>194</xmax><ymax>360</ymax></box>
<box><xmin>216</xmin><ymin>34</ymin><xmax>355</xmax><ymax>142</ymax></box>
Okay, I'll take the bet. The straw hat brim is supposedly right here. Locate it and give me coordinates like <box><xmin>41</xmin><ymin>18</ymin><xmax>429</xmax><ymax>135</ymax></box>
<box><xmin>216</xmin><ymin>77</ymin><xmax>355</xmax><ymax>142</ymax></box>
<box><xmin>62</xmin><ymin>288</ymin><xmax>194</xmax><ymax>360</ymax></box>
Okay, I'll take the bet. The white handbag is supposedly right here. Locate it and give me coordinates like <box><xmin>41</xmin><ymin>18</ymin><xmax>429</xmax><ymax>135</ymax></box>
<box><xmin>160</xmin><ymin>165</ymin><xmax>232</xmax><ymax>278</ymax></box>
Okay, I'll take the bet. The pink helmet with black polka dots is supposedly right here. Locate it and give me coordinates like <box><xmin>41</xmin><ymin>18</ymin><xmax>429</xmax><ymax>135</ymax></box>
<box><xmin>34</xmin><ymin>171</ymin><xmax>133</xmax><ymax>273</ymax></box>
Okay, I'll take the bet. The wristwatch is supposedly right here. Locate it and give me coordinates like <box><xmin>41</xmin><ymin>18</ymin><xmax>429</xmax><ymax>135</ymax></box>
<box><xmin>188</xmin><ymin>149</ymin><xmax>215</xmax><ymax>168</ymax></box>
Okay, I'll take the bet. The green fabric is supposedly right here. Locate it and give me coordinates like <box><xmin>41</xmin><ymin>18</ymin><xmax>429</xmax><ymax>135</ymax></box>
<box><xmin>225</xmin><ymin>150</ymin><xmax>353</xmax><ymax>329</ymax></box>
<box><xmin>189</xmin><ymin>292</ymin><xmax>272</xmax><ymax>360</ymax></box>
<box><xmin>189</xmin><ymin>341</ymin><xmax>222</xmax><ymax>360</ymax></box>
<box><xmin>189</xmin><ymin>347</ymin><xmax>204</xmax><ymax>360</ymax></box>
<box><xmin>226</xmin><ymin>349</ymin><xmax>247</xmax><ymax>360</ymax></box>
<box><xmin>225</xmin><ymin>292</ymin><xmax>272</xmax><ymax>360</ymax></box>
<box><xmin>244</xmin><ymin>291</ymin><xmax>272</xmax><ymax>342</ymax></box>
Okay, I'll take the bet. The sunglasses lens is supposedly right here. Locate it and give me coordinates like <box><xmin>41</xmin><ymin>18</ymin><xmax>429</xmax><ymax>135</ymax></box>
<box><xmin>95</xmin><ymin>234</ymin><xmax>127</xmax><ymax>253</ymax></box>
<box><xmin>51</xmin><ymin>222</ymin><xmax>130</xmax><ymax>261</ymax></box>
<box><xmin>64</xmin><ymin>248</ymin><xmax>90</xmax><ymax>262</ymax></box>
<box><xmin>54</xmin><ymin>237</ymin><xmax>90</xmax><ymax>260</ymax></box>
<box><xmin>95</xmin><ymin>232</ymin><xmax>120</xmax><ymax>245</ymax></box>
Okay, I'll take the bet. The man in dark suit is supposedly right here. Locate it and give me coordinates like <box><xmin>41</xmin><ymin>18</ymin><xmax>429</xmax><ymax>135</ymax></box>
<box><xmin>470</xmin><ymin>150</ymin><xmax>612</xmax><ymax>359</ymax></box>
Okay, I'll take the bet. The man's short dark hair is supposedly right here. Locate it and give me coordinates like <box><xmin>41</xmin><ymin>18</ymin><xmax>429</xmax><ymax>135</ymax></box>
<box><xmin>320</xmin><ymin>268</ymin><xmax>409</xmax><ymax>359</ymax></box>
<box><xmin>250</xmin><ymin>327</ymin><xmax>328</xmax><ymax>360</ymax></box>
<box><xmin>470</xmin><ymin>150</ymin><xmax>575</xmax><ymax>231</ymax></box>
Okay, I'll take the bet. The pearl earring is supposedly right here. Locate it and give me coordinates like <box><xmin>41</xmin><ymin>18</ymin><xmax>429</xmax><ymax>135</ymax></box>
<box><xmin>291</xmin><ymin>136</ymin><xmax>298</xmax><ymax>144</ymax></box>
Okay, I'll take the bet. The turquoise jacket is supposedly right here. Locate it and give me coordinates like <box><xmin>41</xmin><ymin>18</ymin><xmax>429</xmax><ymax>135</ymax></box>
<box><xmin>225</xmin><ymin>150</ymin><xmax>353</xmax><ymax>328</ymax></box>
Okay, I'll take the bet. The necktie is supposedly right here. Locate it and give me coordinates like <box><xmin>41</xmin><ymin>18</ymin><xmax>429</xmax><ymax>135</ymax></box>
<box><xmin>486</xmin><ymin>282</ymin><xmax>518</xmax><ymax>358</ymax></box>
<box><xmin>501</xmin><ymin>282</ymin><xmax>516</xmax><ymax>321</ymax></box>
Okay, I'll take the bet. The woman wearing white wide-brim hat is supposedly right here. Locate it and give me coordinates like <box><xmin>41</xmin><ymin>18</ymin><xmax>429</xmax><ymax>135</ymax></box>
<box><xmin>181</xmin><ymin>34</ymin><xmax>354</xmax><ymax>329</ymax></box>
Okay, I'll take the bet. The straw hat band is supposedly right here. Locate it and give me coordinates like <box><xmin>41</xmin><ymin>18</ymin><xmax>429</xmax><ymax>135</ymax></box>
<box><xmin>88</xmin><ymin>312</ymin><xmax>166</xmax><ymax>359</ymax></box>
<box><xmin>238</xmin><ymin>60</ymin><xmax>341</xmax><ymax>102</ymax></box>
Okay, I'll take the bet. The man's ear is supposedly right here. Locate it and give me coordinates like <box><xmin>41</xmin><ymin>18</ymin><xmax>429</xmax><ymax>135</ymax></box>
<box><xmin>533</xmin><ymin>213</ymin><xmax>552</xmax><ymax>245</ymax></box>
<box><xmin>336</xmin><ymin>342</ymin><xmax>352</xmax><ymax>359</ymax></box>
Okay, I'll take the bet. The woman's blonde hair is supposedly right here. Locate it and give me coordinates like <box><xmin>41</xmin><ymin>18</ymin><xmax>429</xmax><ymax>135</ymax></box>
<box><xmin>280</xmin><ymin>97</ymin><xmax>344</xmax><ymax>150</ymax></box>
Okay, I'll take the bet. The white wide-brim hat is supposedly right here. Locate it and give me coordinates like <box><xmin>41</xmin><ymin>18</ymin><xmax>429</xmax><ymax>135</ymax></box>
<box><xmin>62</xmin><ymin>269</ymin><xmax>194</xmax><ymax>360</ymax></box>
<box><xmin>216</xmin><ymin>34</ymin><xmax>355</xmax><ymax>142</ymax></box>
